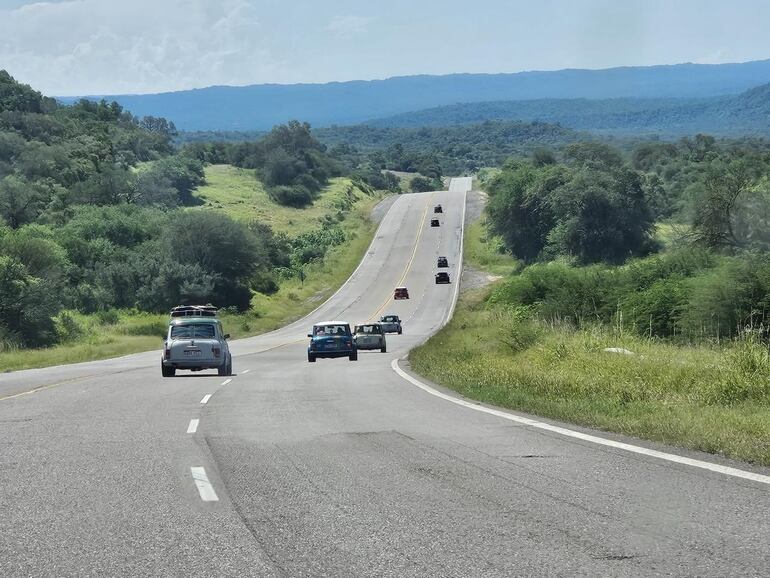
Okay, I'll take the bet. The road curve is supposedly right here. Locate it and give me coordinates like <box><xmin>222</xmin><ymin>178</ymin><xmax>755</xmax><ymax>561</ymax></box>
<box><xmin>2</xmin><ymin>177</ymin><xmax>770</xmax><ymax>576</ymax></box>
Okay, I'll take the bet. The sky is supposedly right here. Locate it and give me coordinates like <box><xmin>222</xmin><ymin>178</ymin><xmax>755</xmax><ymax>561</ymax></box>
<box><xmin>1</xmin><ymin>0</ymin><xmax>770</xmax><ymax>96</ymax></box>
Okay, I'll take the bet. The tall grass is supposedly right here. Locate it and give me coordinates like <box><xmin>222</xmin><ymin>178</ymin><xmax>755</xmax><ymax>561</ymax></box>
<box><xmin>410</xmin><ymin>287</ymin><xmax>770</xmax><ymax>465</ymax></box>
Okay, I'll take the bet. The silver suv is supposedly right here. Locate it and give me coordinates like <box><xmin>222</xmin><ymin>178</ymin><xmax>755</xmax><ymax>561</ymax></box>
<box><xmin>161</xmin><ymin>305</ymin><xmax>232</xmax><ymax>377</ymax></box>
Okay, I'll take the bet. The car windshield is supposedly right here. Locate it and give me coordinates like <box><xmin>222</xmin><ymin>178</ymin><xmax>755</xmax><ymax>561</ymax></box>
<box><xmin>314</xmin><ymin>324</ymin><xmax>350</xmax><ymax>336</ymax></box>
<box><xmin>355</xmin><ymin>324</ymin><xmax>381</xmax><ymax>334</ymax></box>
<box><xmin>382</xmin><ymin>316</ymin><xmax>397</xmax><ymax>322</ymax></box>
<box><xmin>170</xmin><ymin>323</ymin><xmax>217</xmax><ymax>339</ymax></box>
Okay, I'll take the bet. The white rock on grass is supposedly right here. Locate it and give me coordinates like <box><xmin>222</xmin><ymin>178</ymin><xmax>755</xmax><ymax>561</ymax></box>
<box><xmin>603</xmin><ymin>347</ymin><xmax>635</xmax><ymax>355</ymax></box>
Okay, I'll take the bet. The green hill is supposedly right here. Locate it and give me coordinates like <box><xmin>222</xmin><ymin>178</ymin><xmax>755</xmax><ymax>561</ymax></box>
<box><xmin>367</xmin><ymin>82</ymin><xmax>770</xmax><ymax>136</ymax></box>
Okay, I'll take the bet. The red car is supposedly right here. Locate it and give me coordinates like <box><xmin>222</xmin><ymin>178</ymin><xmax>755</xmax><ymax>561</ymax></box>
<box><xmin>394</xmin><ymin>286</ymin><xmax>410</xmax><ymax>299</ymax></box>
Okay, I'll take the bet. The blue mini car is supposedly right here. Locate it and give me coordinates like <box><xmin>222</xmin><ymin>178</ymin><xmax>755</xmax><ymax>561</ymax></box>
<box><xmin>308</xmin><ymin>321</ymin><xmax>358</xmax><ymax>362</ymax></box>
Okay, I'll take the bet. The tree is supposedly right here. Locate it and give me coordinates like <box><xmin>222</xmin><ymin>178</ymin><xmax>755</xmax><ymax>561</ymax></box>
<box><xmin>0</xmin><ymin>175</ymin><xmax>48</xmax><ymax>228</ymax></box>
<box><xmin>147</xmin><ymin>156</ymin><xmax>205</xmax><ymax>205</ymax></box>
<box><xmin>487</xmin><ymin>161</ymin><xmax>561</xmax><ymax>262</ymax></box>
<box><xmin>71</xmin><ymin>166</ymin><xmax>136</xmax><ymax>205</ymax></box>
<box><xmin>409</xmin><ymin>176</ymin><xmax>434</xmax><ymax>192</ymax></box>
<box><xmin>547</xmin><ymin>168</ymin><xmax>656</xmax><ymax>264</ymax></box>
<box><xmin>134</xmin><ymin>171</ymin><xmax>178</xmax><ymax>207</ymax></box>
<box><xmin>162</xmin><ymin>212</ymin><xmax>264</xmax><ymax>310</ymax></box>
<box><xmin>693</xmin><ymin>161</ymin><xmax>752</xmax><ymax>249</ymax></box>
<box><xmin>564</xmin><ymin>142</ymin><xmax>623</xmax><ymax>170</ymax></box>
<box><xmin>0</xmin><ymin>256</ymin><xmax>60</xmax><ymax>347</ymax></box>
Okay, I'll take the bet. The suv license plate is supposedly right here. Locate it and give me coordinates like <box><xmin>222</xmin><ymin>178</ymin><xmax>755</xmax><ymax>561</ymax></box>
<box><xmin>184</xmin><ymin>350</ymin><xmax>202</xmax><ymax>357</ymax></box>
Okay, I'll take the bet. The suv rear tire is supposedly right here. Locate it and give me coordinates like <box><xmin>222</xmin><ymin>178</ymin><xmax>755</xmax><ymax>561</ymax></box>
<box><xmin>161</xmin><ymin>363</ymin><xmax>175</xmax><ymax>377</ymax></box>
<box><xmin>308</xmin><ymin>353</ymin><xmax>316</xmax><ymax>363</ymax></box>
<box><xmin>349</xmin><ymin>351</ymin><xmax>358</xmax><ymax>361</ymax></box>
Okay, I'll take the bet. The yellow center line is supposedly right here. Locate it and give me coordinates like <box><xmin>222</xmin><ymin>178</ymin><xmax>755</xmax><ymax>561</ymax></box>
<box><xmin>3</xmin><ymin>192</ymin><xmax>438</xmax><ymax>399</ymax></box>
<box><xmin>368</xmin><ymin>193</ymin><xmax>434</xmax><ymax>322</ymax></box>
<box><xmin>0</xmin><ymin>373</ymin><xmax>103</xmax><ymax>402</ymax></box>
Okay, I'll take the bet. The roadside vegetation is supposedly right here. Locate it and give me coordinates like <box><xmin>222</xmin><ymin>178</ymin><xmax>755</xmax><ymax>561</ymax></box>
<box><xmin>0</xmin><ymin>72</ymin><xmax>384</xmax><ymax>371</ymax></box>
<box><xmin>411</xmin><ymin>137</ymin><xmax>770</xmax><ymax>466</ymax></box>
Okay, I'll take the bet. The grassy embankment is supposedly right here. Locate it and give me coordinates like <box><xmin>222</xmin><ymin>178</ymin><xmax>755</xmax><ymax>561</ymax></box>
<box><xmin>409</xmin><ymin>216</ymin><xmax>770</xmax><ymax>466</ymax></box>
<box><xmin>0</xmin><ymin>166</ymin><xmax>384</xmax><ymax>372</ymax></box>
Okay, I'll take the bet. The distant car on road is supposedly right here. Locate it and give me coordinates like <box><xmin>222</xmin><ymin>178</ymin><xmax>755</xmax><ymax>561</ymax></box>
<box><xmin>379</xmin><ymin>315</ymin><xmax>403</xmax><ymax>334</ymax></box>
<box><xmin>434</xmin><ymin>204</ymin><xmax>443</xmax><ymax>213</ymax></box>
<box><xmin>437</xmin><ymin>256</ymin><xmax>449</xmax><ymax>268</ymax></box>
<box><xmin>394</xmin><ymin>286</ymin><xmax>409</xmax><ymax>299</ymax></box>
<box><xmin>162</xmin><ymin>305</ymin><xmax>232</xmax><ymax>377</ymax></box>
<box><xmin>430</xmin><ymin>218</ymin><xmax>440</xmax><ymax>227</ymax></box>
<box><xmin>353</xmin><ymin>323</ymin><xmax>387</xmax><ymax>353</ymax></box>
<box><xmin>308</xmin><ymin>321</ymin><xmax>357</xmax><ymax>362</ymax></box>
<box><xmin>435</xmin><ymin>272</ymin><xmax>451</xmax><ymax>284</ymax></box>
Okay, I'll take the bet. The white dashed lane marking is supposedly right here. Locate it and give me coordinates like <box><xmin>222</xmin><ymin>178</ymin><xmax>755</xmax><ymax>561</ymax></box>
<box><xmin>190</xmin><ymin>467</ymin><xmax>219</xmax><ymax>501</ymax></box>
<box><xmin>200</xmin><ymin>394</ymin><xmax>212</xmax><ymax>405</ymax></box>
<box><xmin>221</xmin><ymin>378</ymin><xmax>232</xmax><ymax>386</ymax></box>
<box><xmin>187</xmin><ymin>419</ymin><xmax>199</xmax><ymax>434</ymax></box>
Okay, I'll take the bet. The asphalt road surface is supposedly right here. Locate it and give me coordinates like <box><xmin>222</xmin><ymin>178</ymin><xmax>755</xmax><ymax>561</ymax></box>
<box><xmin>2</xmin><ymin>177</ymin><xmax>770</xmax><ymax>576</ymax></box>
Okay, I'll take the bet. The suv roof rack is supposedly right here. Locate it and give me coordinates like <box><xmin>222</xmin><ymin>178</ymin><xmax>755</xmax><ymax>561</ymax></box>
<box><xmin>170</xmin><ymin>304</ymin><xmax>219</xmax><ymax>318</ymax></box>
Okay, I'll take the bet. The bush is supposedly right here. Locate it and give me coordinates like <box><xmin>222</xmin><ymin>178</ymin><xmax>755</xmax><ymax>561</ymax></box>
<box><xmin>0</xmin><ymin>256</ymin><xmax>60</xmax><ymax>347</ymax></box>
<box><xmin>267</xmin><ymin>185</ymin><xmax>314</xmax><ymax>208</ymax></box>
<box><xmin>95</xmin><ymin>309</ymin><xmax>119</xmax><ymax>325</ymax></box>
<box><xmin>409</xmin><ymin>175</ymin><xmax>435</xmax><ymax>192</ymax></box>
<box><xmin>54</xmin><ymin>311</ymin><xmax>83</xmax><ymax>342</ymax></box>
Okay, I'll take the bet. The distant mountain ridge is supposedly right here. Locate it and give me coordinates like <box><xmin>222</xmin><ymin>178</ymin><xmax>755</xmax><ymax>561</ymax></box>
<box><xmin>58</xmin><ymin>59</ymin><xmax>770</xmax><ymax>131</ymax></box>
<box><xmin>368</xmin><ymin>82</ymin><xmax>770</xmax><ymax>136</ymax></box>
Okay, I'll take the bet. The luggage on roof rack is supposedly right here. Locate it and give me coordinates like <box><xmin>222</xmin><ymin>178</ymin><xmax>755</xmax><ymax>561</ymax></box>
<box><xmin>170</xmin><ymin>304</ymin><xmax>219</xmax><ymax>318</ymax></box>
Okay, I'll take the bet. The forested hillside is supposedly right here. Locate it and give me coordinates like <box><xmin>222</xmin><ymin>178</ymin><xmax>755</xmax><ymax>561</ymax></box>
<box><xmin>316</xmin><ymin>121</ymin><xmax>586</xmax><ymax>175</ymax></box>
<box><xmin>0</xmin><ymin>72</ymin><xmax>372</xmax><ymax>353</ymax></box>
<box><xmin>369</xmin><ymin>82</ymin><xmax>770</xmax><ymax>136</ymax></box>
<box><xmin>59</xmin><ymin>59</ymin><xmax>770</xmax><ymax>131</ymax></box>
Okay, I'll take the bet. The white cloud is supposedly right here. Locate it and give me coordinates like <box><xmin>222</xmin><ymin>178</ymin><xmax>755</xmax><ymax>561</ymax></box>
<box><xmin>326</xmin><ymin>15</ymin><xmax>372</xmax><ymax>37</ymax></box>
<box><xmin>0</xmin><ymin>0</ymin><xmax>283</xmax><ymax>95</ymax></box>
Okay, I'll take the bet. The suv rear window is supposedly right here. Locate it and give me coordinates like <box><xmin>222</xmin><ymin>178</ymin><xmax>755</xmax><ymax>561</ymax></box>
<box><xmin>355</xmin><ymin>324</ymin><xmax>381</xmax><ymax>334</ymax></box>
<box><xmin>313</xmin><ymin>324</ymin><xmax>350</xmax><ymax>336</ymax></box>
<box><xmin>170</xmin><ymin>323</ymin><xmax>216</xmax><ymax>339</ymax></box>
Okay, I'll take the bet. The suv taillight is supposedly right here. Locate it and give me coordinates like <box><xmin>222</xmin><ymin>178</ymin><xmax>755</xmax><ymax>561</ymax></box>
<box><xmin>164</xmin><ymin>346</ymin><xmax>170</xmax><ymax>359</ymax></box>
<box><xmin>212</xmin><ymin>347</ymin><xmax>221</xmax><ymax>358</ymax></box>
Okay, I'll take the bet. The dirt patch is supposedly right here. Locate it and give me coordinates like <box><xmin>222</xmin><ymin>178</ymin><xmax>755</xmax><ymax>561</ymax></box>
<box><xmin>460</xmin><ymin>265</ymin><xmax>501</xmax><ymax>293</ymax></box>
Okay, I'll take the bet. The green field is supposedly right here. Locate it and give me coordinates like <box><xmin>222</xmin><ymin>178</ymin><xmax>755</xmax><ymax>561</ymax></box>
<box><xmin>409</xmin><ymin>218</ymin><xmax>770</xmax><ymax>466</ymax></box>
<box><xmin>0</xmin><ymin>169</ymin><xmax>384</xmax><ymax>373</ymax></box>
<box><xmin>194</xmin><ymin>165</ymin><xmax>364</xmax><ymax>234</ymax></box>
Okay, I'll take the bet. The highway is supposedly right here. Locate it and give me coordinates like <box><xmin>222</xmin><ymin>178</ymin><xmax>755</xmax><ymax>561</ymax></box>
<box><xmin>2</xmin><ymin>176</ymin><xmax>770</xmax><ymax>576</ymax></box>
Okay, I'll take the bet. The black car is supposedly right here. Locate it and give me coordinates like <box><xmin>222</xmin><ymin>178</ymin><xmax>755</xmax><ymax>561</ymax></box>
<box><xmin>437</xmin><ymin>256</ymin><xmax>449</xmax><ymax>268</ymax></box>
<box><xmin>434</xmin><ymin>205</ymin><xmax>443</xmax><ymax>213</ymax></box>
<box><xmin>430</xmin><ymin>218</ymin><xmax>440</xmax><ymax>227</ymax></box>
<box><xmin>435</xmin><ymin>272</ymin><xmax>451</xmax><ymax>284</ymax></box>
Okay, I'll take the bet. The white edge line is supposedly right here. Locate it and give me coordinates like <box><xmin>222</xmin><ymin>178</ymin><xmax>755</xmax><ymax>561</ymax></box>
<box><xmin>391</xmin><ymin>358</ymin><xmax>770</xmax><ymax>485</ymax></box>
<box><xmin>221</xmin><ymin>378</ymin><xmax>232</xmax><ymax>386</ymax></box>
<box><xmin>190</xmin><ymin>466</ymin><xmax>219</xmax><ymax>501</ymax></box>
<box><xmin>297</xmin><ymin>193</ymin><xmax>396</xmax><ymax>322</ymax></box>
<box><xmin>200</xmin><ymin>394</ymin><xmax>212</xmax><ymax>404</ymax></box>
<box><xmin>442</xmin><ymin>185</ymin><xmax>467</xmax><ymax>329</ymax></box>
<box><xmin>242</xmin><ymin>369</ymin><xmax>250</xmax><ymax>374</ymax></box>
<box><xmin>187</xmin><ymin>419</ymin><xmax>199</xmax><ymax>434</ymax></box>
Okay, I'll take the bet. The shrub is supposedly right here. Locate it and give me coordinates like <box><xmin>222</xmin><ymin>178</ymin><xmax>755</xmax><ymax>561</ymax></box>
<box><xmin>95</xmin><ymin>309</ymin><xmax>120</xmax><ymax>325</ymax></box>
<box><xmin>268</xmin><ymin>185</ymin><xmax>314</xmax><ymax>208</ymax></box>
<box><xmin>54</xmin><ymin>311</ymin><xmax>83</xmax><ymax>342</ymax></box>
